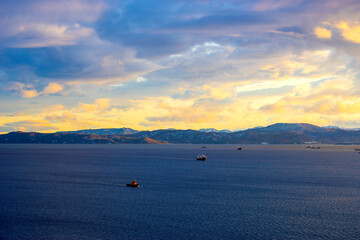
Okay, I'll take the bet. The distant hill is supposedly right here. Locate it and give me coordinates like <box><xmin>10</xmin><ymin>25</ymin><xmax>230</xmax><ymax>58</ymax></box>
<box><xmin>132</xmin><ymin>129</ymin><xmax>234</xmax><ymax>144</ymax></box>
<box><xmin>198</xmin><ymin>128</ymin><xmax>231</xmax><ymax>133</ymax></box>
<box><xmin>57</xmin><ymin>127</ymin><xmax>138</xmax><ymax>135</ymax></box>
<box><xmin>1</xmin><ymin>123</ymin><xmax>360</xmax><ymax>144</ymax></box>
<box><xmin>0</xmin><ymin>132</ymin><xmax>166</xmax><ymax>144</ymax></box>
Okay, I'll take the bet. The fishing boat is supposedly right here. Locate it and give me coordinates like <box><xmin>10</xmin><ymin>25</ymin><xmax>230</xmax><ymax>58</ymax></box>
<box><xmin>126</xmin><ymin>179</ymin><xmax>139</xmax><ymax>188</ymax></box>
<box><xmin>196</xmin><ymin>154</ymin><xmax>207</xmax><ymax>161</ymax></box>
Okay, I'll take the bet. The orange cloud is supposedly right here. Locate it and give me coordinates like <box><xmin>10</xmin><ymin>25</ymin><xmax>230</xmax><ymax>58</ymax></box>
<box><xmin>95</xmin><ymin>98</ymin><xmax>110</xmax><ymax>110</ymax></box>
<box><xmin>77</xmin><ymin>98</ymin><xmax>111</xmax><ymax>112</ymax></box>
<box><xmin>259</xmin><ymin>79</ymin><xmax>359</xmax><ymax>118</ymax></box>
<box><xmin>22</xmin><ymin>89</ymin><xmax>39</xmax><ymax>98</ymax></box>
<box><xmin>336</xmin><ymin>21</ymin><xmax>360</xmax><ymax>43</ymax></box>
<box><xmin>3</xmin><ymin>120</ymin><xmax>55</xmax><ymax>132</ymax></box>
<box><xmin>44</xmin><ymin>104</ymin><xmax>66</xmax><ymax>113</ymax></box>
<box><xmin>314</xmin><ymin>27</ymin><xmax>332</xmax><ymax>39</ymax></box>
<box><xmin>46</xmin><ymin>112</ymin><xmax>76</xmax><ymax>122</ymax></box>
<box><xmin>43</xmin><ymin>82</ymin><xmax>63</xmax><ymax>94</ymax></box>
<box><xmin>1</xmin><ymin>74</ymin><xmax>360</xmax><ymax>133</ymax></box>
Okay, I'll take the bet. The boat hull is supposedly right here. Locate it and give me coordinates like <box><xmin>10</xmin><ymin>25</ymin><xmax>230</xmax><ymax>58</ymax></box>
<box><xmin>126</xmin><ymin>184</ymin><xmax>139</xmax><ymax>187</ymax></box>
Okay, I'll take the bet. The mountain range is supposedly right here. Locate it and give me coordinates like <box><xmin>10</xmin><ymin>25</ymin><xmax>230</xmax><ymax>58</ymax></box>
<box><xmin>1</xmin><ymin>123</ymin><xmax>360</xmax><ymax>144</ymax></box>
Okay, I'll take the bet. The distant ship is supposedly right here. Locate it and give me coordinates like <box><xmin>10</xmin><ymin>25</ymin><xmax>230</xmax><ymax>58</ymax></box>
<box><xmin>196</xmin><ymin>154</ymin><xmax>207</xmax><ymax>161</ymax></box>
<box><xmin>306</xmin><ymin>145</ymin><xmax>320</xmax><ymax>149</ymax></box>
<box><xmin>126</xmin><ymin>179</ymin><xmax>139</xmax><ymax>188</ymax></box>
<box><xmin>237</xmin><ymin>146</ymin><xmax>242</xmax><ymax>150</ymax></box>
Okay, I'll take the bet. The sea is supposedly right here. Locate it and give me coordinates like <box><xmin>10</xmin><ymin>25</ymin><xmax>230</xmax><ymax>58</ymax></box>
<box><xmin>0</xmin><ymin>144</ymin><xmax>359</xmax><ymax>240</ymax></box>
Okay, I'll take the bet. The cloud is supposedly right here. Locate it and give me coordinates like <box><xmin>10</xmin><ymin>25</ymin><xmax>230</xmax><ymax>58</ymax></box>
<box><xmin>252</xmin><ymin>0</ymin><xmax>303</xmax><ymax>11</ymax></box>
<box><xmin>0</xmin><ymin>0</ymin><xmax>159</xmax><ymax>85</ymax></box>
<box><xmin>4</xmin><ymin>81</ymin><xmax>64</xmax><ymax>98</ymax></box>
<box><xmin>77</xmin><ymin>98</ymin><xmax>111</xmax><ymax>112</ymax></box>
<box><xmin>2</xmin><ymin>23</ymin><xmax>93</xmax><ymax>48</ymax></box>
<box><xmin>0</xmin><ymin>0</ymin><xmax>105</xmax><ymax>48</ymax></box>
<box><xmin>96</xmin><ymin>1</ymin><xmax>280</xmax><ymax>58</ymax></box>
<box><xmin>21</xmin><ymin>89</ymin><xmax>40</xmax><ymax>98</ymax></box>
<box><xmin>136</xmin><ymin>76</ymin><xmax>147</xmax><ymax>83</ymax></box>
<box><xmin>44</xmin><ymin>104</ymin><xmax>66</xmax><ymax>113</ymax></box>
<box><xmin>43</xmin><ymin>82</ymin><xmax>63</xmax><ymax>94</ymax></box>
<box><xmin>258</xmin><ymin>78</ymin><xmax>360</xmax><ymax>125</ymax></box>
<box><xmin>46</xmin><ymin>111</ymin><xmax>76</xmax><ymax>122</ymax></box>
<box><xmin>0</xmin><ymin>0</ymin><xmax>106</xmax><ymax>23</ymax></box>
<box><xmin>314</xmin><ymin>27</ymin><xmax>332</xmax><ymax>39</ymax></box>
<box><xmin>4</xmin><ymin>120</ymin><xmax>56</xmax><ymax>132</ymax></box>
<box><xmin>4</xmin><ymin>82</ymin><xmax>28</xmax><ymax>91</ymax></box>
<box><xmin>336</xmin><ymin>21</ymin><xmax>360</xmax><ymax>44</ymax></box>
<box><xmin>4</xmin><ymin>82</ymin><xmax>40</xmax><ymax>98</ymax></box>
<box><xmin>0</xmin><ymin>100</ymin><xmax>125</xmax><ymax>133</ymax></box>
<box><xmin>0</xmin><ymin>35</ymin><xmax>163</xmax><ymax>85</ymax></box>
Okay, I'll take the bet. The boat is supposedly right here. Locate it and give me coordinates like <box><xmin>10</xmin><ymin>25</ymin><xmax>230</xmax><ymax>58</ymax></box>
<box><xmin>126</xmin><ymin>178</ymin><xmax>139</xmax><ymax>188</ymax></box>
<box><xmin>196</xmin><ymin>154</ymin><xmax>207</xmax><ymax>161</ymax></box>
<box><xmin>306</xmin><ymin>145</ymin><xmax>320</xmax><ymax>149</ymax></box>
<box><xmin>202</xmin><ymin>146</ymin><xmax>207</xmax><ymax>148</ymax></box>
<box><xmin>237</xmin><ymin>146</ymin><xmax>242</xmax><ymax>150</ymax></box>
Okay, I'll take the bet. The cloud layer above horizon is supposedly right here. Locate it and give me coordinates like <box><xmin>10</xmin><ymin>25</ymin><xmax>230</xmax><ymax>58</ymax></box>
<box><xmin>1</xmin><ymin>0</ymin><xmax>360</xmax><ymax>133</ymax></box>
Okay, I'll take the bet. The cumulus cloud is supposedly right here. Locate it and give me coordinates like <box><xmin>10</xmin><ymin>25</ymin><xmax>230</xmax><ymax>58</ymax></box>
<box><xmin>21</xmin><ymin>89</ymin><xmax>40</xmax><ymax>98</ymax></box>
<box><xmin>314</xmin><ymin>27</ymin><xmax>332</xmax><ymax>39</ymax></box>
<box><xmin>43</xmin><ymin>82</ymin><xmax>63</xmax><ymax>94</ymax></box>
<box><xmin>336</xmin><ymin>21</ymin><xmax>360</xmax><ymax>44</ymax></box>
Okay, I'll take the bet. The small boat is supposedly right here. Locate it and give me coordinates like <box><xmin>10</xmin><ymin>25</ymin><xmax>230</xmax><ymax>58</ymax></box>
<box><xmin>202</xmin><ymin>146</ymin><xmax>207</xmax><ymax>148</ymax></box>
<box><xmin>237</xmin><ymin>146</ymin><xmax>242</xmax><ymax>150</ymax></box>
<box><xmin>196</xmin><ymin>154</ymin><xmax>207</xmax><ymax>161</ymax></box>
<box><xmin>126</xmin><ymin>179</ymin><xmax>139</xmax><ymax>188</ymax></box>
<box><xmin>306</xmin><ymin>145</ymin><xmax>320</xmax><ymax>149</ymax></box>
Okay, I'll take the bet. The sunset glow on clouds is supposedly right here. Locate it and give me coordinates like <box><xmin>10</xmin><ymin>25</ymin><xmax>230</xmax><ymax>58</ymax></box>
<box><xmin>1</xmin><ymin>0</ymin><xmax>360</xmax><ymax>133</ymax></box>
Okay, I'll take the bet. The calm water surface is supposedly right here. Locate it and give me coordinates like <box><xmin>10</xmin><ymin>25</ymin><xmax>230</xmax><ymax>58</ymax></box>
<box><xmin>0</xmin><ymin>144</ymin><xmax>359</xmax><ymax>239</ymax></box>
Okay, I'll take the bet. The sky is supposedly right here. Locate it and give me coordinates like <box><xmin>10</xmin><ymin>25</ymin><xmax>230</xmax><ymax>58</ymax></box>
<box><xmin>1</xmin><ymin>0</ymin><xmax>360</xmax><ymax>133</ymax></box>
